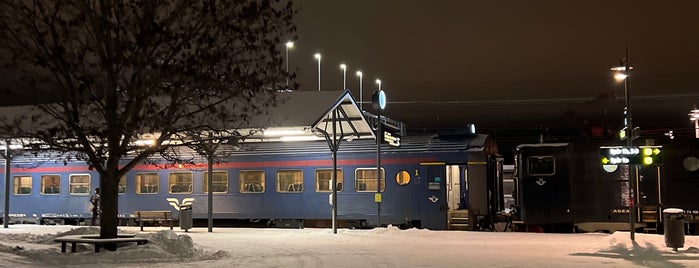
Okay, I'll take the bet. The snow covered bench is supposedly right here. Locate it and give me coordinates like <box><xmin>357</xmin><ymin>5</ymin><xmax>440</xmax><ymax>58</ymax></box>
<box><xmin>134</xmin><ymin>210</ymin><xmax>174</xmax><ymax>231</ymax></box>
<box><xmin>54</xmin><ymin>234</ymin><xmax>148</xmax><ymax>253</ymax></box>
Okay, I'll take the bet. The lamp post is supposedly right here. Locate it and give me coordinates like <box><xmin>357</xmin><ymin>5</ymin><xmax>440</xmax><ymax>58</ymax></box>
<box><xmin>314</xmin><ymin>53</ymin><xmax>321</xmax><ymax>91</ymax></box>
<box><xmin>690</xmin><ymin>108</ymin><xmax>699</xmax><ymax>138</ymax></box>
<box><xmin>611</xmin><ymin>47</ymin><xmax>636</xmax><ymax>241</ymax></box>
<box><xmin>285</xmin><ymin>41</ymin><xmax>294</xmax><ymax>88</ymax></box>
<box><xmin>356</xmin><ymin>71</ymin><xmax>363</xmax><ymax>110</ymax></box>
<box><xmin>372</xmin><ymin>79</ymin><xmax>385</xmax><ymax>228</ymax></box>
<box><xmin>340</xmin><ymin>64</ymin><xmax>347</xmax><ymax>90</ymax></box>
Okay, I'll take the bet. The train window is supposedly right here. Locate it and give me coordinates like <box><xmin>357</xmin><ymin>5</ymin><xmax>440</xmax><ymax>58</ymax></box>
<box><xmin>12</xmin><ymin>176</ymin><xmax>32</xmax><ymax>195</ymax></box>
<box><xmin>277</xmin><ymin>170</ymin><xmax>303</xmax><ymax>193</ymax></box>
<box><xmin>136</xmin><ymin>173</ymin><xmax>159</xmax><ymax>194</ymax></box>
<box><xmin>683</xmin><ymin>156</ymin><xmax>699</xmax><ymax>172</ymax></box>
<box><xmin>118</xmin><ymin>176</ymin><xmax>126</xmax><ymax>194</ymax></box>
<box><xmin>355</xmin><ymin>168</ymin><xmax>385</xmax><ymax>192</ymax></box>
<box><xmin>528</xmin><ymin>156</ymin><xmax>555</xmax><ymax>176</ymax></box>
<box><xmin>315</xmin><ymin>169</ymin><xmax>343</xmax><ymax>192</ymax></box>
<box><xmin>168</xmin><ymin>172</ymin><xmax>193</xmax><ymax>194</ymax></box>
<box><xmin>69</xmin><ymin>174</ymin><xmax>91</xmax><ymax>195</ymax></box>
<box><xmin>41</xmin><ymin>175</ymin><xmax>61</xmax><ymax>195</ymax></box>
<box><xmin>203</xmin><ymin>171</ymin><xmax>229</xmax><ymax>193</ymax></box>
<box><xmin>240</xmin><ymin>170</ymin><xmax>265</xmax><ymax>193</ymax></box>
<box><xmin>395</xmin><ymin>170</ymin><xmax>410</xmax><ymax>186</ymax></box>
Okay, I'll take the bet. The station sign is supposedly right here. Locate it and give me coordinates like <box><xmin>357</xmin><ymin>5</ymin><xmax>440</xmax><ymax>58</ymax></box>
<box><xmin>600</xmin><ymin>145</ymin><xmax>662</xmax><ymax>165</ymax></box>
<box><xmin>383</xmin><ymin>131</ymin><xmax>401</xmax><ymax>147</ymax></box>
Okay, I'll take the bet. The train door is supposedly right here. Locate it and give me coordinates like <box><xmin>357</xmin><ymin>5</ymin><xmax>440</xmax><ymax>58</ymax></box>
<box><xmin>637</xmin><ymin>165</ymin><xmax>661</xmax><ymax>230</ymax></box>
<box><xmin>447</xmin><ymin>165</ymin><xmax>462</xmax><ymax>210</ymax></box>
<box><xmin>419</xmin><ymin>163</ymin><xmax>447</xmax><ymax>230</ymax></box>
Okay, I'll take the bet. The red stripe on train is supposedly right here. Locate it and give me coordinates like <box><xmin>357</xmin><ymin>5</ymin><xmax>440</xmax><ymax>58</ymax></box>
<box><xmin>2</xmin><ymin>157</ymin><xmax>439</xmax><ymax>173</ymax></box>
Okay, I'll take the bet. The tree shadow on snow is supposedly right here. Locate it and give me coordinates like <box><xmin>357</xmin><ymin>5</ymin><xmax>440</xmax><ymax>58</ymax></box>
<box><xmin>571</xmin><ymin>241</ymin><xmax>699</xmax><ymax>268</ymax></box>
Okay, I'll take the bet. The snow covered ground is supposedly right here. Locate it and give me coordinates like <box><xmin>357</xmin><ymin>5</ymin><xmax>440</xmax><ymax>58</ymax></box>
<box><xmin>0</xmin><ymin>224</ymin><xmax>698</xmax><ymax>267</ymax></box>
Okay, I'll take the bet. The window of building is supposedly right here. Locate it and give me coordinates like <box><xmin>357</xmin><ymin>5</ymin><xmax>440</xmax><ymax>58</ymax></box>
<box><xmin>395</xmin><ymin>170</ymin><xmax>411</xmax><ymax>186</ymax></box>
<box><xmin>136</xmin><ymin>173</ymin><xmax>159</xmax><ymax>194</ymax></box>
<box><xmin>169</xmin><ymin>172</ymin><xmax>193</xmax><ymax>193</ymax></box>
<box><xmin>13</xmin><ymin>176</ymin><xmax>32</xmax><ymax>195</ymax></box>
<box><xmin>41</xmin><ymin>175</ymin><xmax>60</xmax><ymax>195</ymax></box>
<box><xmin>528</xmin><ymin>156</ymin><xmax>555</xmax><ymax>176</ymax></box>
<box><xmin>277</xmin><ymin>170</ymin><xmax>303</xmax><ymax>193</ymax></box>
<box><xmin>69</xmin><ymin>174</ymin><xmax>91</xmax><ymax>194</ymax></box>
<box><xmin>240</xmin><ymin>170</ymin><xmax>265</xmax><ymax>193</ymax></box>
<box><xmin>315</xmin><ymin>169</ymin><xmax>343</xmax><ymax>192</ymax></box>
<box><xmin>355</xmin><ymin>168</ymin><xmax>385</xmax><ymax>192</ymax></box>
<box><xmin>203</xmin><ymin>171</ymin><xmax>229</xmax><ymax>193</ymax></box>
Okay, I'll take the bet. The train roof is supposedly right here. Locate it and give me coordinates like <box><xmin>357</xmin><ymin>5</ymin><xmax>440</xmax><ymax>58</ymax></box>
<box><xmin>516</xmin><ymin>143</ymin><xmax>570</xmax><ymax>149</ymax></box>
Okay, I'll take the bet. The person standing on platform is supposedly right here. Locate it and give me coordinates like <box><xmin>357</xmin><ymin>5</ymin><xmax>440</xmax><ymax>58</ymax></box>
<box><xmin>90</xmin><ymin>188</ymin><xmax>100</xmax><ymax>226</ymax></box>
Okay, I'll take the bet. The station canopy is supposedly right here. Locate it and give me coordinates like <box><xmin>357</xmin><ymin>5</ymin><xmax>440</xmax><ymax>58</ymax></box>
<box><xmin>237</xmin><ymin>90</ymin><xmax>377</xmax><ymax>143</ymax></box>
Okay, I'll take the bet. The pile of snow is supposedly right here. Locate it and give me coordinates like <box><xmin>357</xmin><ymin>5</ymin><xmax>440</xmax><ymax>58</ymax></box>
<box><xmin>0</xmin><ymin>226</ymin><xmax>226</xmax><ymax>267</ymax></box>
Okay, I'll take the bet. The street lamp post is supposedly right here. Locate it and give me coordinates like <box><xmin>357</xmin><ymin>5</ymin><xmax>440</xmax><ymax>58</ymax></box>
<box><xmin>285</xmin><ymin>41</ymin><xmax>294</xmax><ymax>88</ymax></box>
<box><xmin>314</xmin><ymin>53</ymin><xmax>321</xmax><ymax>91</ymax></box>
<box><xmin>373</xmin><ymin>79</ymin><xmax>385</xmax><ymax>228</ymax></box>
<box><xmin>356</xmin><ymin>71</ymin><xmax>363</xmax><ymax>110</ymax></box>
<box><xmin>611</xmin><ymin>47</ymin><xmax>636</xmax><ymax>241</ymax></box>
<box><xmin>340</xmin><ymin>64</ymin><xmax>347</xmax><ymax>90</ymax></box>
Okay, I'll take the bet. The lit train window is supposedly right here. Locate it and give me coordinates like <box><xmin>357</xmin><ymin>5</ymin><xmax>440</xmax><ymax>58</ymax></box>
<box><xmin>136</xmin><ymin>173</ymin><xmax>159</xmax><ymax>194</ymax></box>
<box><xmin>602</xmin><ymin>165</ymin><xmax>619</xmax><ymax>173</ymax></box>
<box><xmin>203</xmin><ymin>171</ymin><xmax>229</xmax><ymax>193</ymax></box>
<box><xmin>395</xmin><ymin>171</ymin><xmax>410</xmax><ymax>186</ymax></box>
<box><xmin>240</xmin><ymin>170</ymin><xmax>265</xmax><ymax>193</ymax></box>
<box><xmin>69</xmin><ymin>174</ymin><xmax>91</xmax><ymax>195</ymax></box>
<box><xmin>41</xmin><ymin>175</ymin><xmax>60</xmax><ymax>195</ymax></box>
<box><xmin>528</xmin><ymin>156</ymin><xmax>555</xmax><ymax>176</ymax></box>
<box><xmin>315</xmin><ymin>169</ymin><xmax>343</xmax><ymax>192</ymax></box>
<box><xmin>168</xmin><ymin>172</ymin><xmax>193</xmax><ymax>194</ymax></box>
<box><xmin>355</xmin><ymin>168</ymin><xmax>385</xmax><ymax>192</ymax></box>
<box><xmin>277</xmin><ymin>170</ymin><xmax>303</xmax><ymax>193</ymax></box>
<box><xmin>12</xmin><ymin>176</ymin><xmax>32</xmax><ymax>195</ymax></box>
<box><xmin>118</xmin><ymin>176</ymin><xmax>126</xmax><ymax>194</ymax></box>
<box><xmin>683</xmin><ymin>156</ymin><xmax>699</xmax><ymax>172</ymax></box>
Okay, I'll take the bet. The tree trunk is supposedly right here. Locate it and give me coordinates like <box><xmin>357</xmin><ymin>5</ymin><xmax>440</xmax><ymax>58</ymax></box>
<box><xmin>99</xmin><ymin>164</ymin><xmax>119</xmax><ymax>251</ymax></box>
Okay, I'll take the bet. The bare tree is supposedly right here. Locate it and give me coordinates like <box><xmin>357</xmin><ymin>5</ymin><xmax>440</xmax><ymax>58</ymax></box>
<box><xmin>0</xmin><ymin>0</ymin><xmax>296</xmax><ymax>243</ymax></box>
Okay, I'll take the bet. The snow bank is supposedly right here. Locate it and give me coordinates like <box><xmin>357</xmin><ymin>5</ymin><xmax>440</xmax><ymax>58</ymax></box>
<box><xmin>0</xmin><ymin>227</ymin><xmax>227</xmax><ymax>267</ymax></box>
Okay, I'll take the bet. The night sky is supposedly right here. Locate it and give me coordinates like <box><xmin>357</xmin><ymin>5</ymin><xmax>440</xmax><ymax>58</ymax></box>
<box><xmin>291</xmin><ymin>0</ymin><xmax>699</xmax><ymax>138</ymax></box>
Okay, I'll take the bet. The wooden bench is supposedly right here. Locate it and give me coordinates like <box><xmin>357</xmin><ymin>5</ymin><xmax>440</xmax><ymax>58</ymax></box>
<box><xmin>54</xmin><ymin>234</ymin><xmax>148</xmax><ymax>253</ymax></box>
<box><xmin>134</xmin><ymin>210</ymin><xmax>174</xmax><ymax>231</ymax></box>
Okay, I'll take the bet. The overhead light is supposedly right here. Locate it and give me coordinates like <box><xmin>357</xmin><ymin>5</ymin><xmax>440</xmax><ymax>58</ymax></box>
<box><xmin>280</xmin><ymin>136</ymin><xmax>322</xmax><ymax>142</ymax></box>
<box><xmin>263</xmin><ymin>129</ymin><xmax>306</xmax><ymax>136</ymax></box>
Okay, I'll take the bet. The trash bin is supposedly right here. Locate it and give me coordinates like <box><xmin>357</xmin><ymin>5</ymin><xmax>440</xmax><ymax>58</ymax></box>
<box><xmin>167</xmin><ymin>197</ymin><xmax>195</xmax><ymax>232</ymax></box>
<box><xmin>179</xmin><ymin>204</ymin><xmax>193</xmax><ymax>232</ymax></box>
<box><xmin>663</xmin><ymin>208</ymin><xmax>685</xmax><ymax>251</ymax></box>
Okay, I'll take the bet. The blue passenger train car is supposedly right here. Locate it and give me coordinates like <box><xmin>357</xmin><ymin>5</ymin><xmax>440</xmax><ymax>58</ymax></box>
<box><xmin>1</xmin><ymin>132</ymin><xmax>500</xmax><ymax>230</ymax></box>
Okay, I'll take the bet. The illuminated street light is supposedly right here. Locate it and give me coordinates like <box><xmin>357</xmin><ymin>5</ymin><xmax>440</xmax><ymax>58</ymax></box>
<box><xmin>611</xmin><ymin>47</ymin><xmax>637</xmax><ymax>241</ymax></box>
<box><xmin>314</xmin><ymin>53</ymin><xmax>321</xmax><ymax>91</ymax></box>
<box><xmin>340</xmin><ymin>63</ymin><xmax>347</xmax><ymax>90</ymax></box>
<box><xmin>690</xmin><ymin>107</ymin><xmax>699</xmax><ymax>138</ymax></box>
<box><xmin>375</xmin><ymin>79</ymin><xmax>382</xmax><ymax>92</ymax></box>
<box><xmin>285</xmin><ymin>41</ymin><xmax>294</xmax><ymax>88</ymax></box>
<box><xmin>356</xmin><ymin>71</ymin><xmax>363</xmax><ymax>110</ymax></box>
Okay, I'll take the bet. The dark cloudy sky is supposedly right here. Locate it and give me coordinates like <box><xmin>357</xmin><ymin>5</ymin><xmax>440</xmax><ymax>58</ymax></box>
<box><xmin>290</xmin><ymin>0</ymin><xmax>699</xmax><ymax>135</ymax></box>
